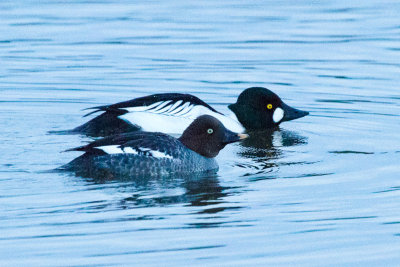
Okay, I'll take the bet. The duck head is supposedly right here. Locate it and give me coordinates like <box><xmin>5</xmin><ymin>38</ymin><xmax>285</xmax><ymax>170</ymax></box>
<box><xmin>228</xmin><ymin>87</ymin><xmax>309</xmax><ymax>131</ymax></box>
<box><xmin>179</xmin><ymin>115</ymin><xmax>248</xmax><ymax>158</ymax></box>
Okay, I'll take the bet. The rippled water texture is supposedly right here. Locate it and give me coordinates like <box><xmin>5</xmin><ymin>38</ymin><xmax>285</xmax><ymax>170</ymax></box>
<box><xmin>1</xmin><ymin>0</ymin><xmax>400</xmax><ymax>266</ymax></box>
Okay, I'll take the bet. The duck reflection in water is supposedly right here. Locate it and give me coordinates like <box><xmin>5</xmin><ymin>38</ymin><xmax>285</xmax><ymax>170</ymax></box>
<box><xmin>120</xmin><ymin>174</ymin><xmax>235</xmax><ymax>211</ymax></box>
<box><xmin>72</xmin><ymin>171</ymin><xmax>240</xmax><ymax>227</ymax></box>
<box><xmin>235</xmin><ymin>128</ymin><xmax>308</xmax><ymax>174</ymax></box>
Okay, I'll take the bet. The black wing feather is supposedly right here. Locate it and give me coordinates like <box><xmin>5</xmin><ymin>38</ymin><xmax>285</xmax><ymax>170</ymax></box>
<box><xmin>66</xmin><ymin>131</ymin><xmax>178</xmax><ymax>154</ymax></box>
<box><xmin>82</xmin><ymin>93</ymin><xmax>221</xmax><ymax>117</ymax></box>
<box><xmin>68</xmin><ymin>93</ymin><xmax>222</xmax><ymax>137</ymax></box>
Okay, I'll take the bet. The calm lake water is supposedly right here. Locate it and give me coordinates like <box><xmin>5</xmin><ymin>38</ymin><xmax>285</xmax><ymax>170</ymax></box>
<box><xmin>1</xmin><ymin>0</ymin><xmax>400</xmax><ymax>266</ymax></box>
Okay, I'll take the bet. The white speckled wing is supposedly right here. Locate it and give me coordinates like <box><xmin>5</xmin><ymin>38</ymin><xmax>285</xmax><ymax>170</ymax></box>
<box><xmin>97</xmin><ymin>145</ymin><xmax>173</xmax><ymax>159</ymax></box>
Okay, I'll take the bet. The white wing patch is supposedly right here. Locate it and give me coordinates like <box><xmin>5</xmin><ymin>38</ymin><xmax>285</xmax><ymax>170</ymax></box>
<box><xmin>120</xmin><ymin>100</ymin><xmax>245</xmax><ymax>133</ymax></box>
<box><xmin>97</xmin><ymin>145</ymin><xmax>173</xmax><ymax>159</ymax></box>
<box><xmin>273</xmin><ymin>107</ymin><xmax>284</xmax><ymax>123</ymax></box>
<box><xmin>147</xmin><ymin>150</ymin><xmax>173</xmax><ymax>159</ymax></box>
<box><xmin>123</xmin><ymin>147</ymin><xmax>139</xmax><ymax>154</ymax></box>
<box><xmin>97</xmin><ymin>145</ymin><xmax>125</xmax><ymax>154</ymax></box>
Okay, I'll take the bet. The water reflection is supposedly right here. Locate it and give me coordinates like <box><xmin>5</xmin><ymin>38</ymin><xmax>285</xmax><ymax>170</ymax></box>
<box><xmin>237</xmin><ymin>128</ymin><xmax>308</xmax><ymax>172</ymax></box>
<box><xmin>242</xmin><ymin>128</ymin><xmax>307</xmax><ymax>150</ymax></box>
<box><xmin>72</xmin><ymin>169</ymin><xmax>238</xmax><ymax>217</ymax></box>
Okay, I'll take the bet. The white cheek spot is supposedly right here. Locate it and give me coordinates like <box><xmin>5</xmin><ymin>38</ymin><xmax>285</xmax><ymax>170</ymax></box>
<box><xmin>273</xmin><ymin>107</ymin><xmax>284</xmax><ymax>123</ymax></box>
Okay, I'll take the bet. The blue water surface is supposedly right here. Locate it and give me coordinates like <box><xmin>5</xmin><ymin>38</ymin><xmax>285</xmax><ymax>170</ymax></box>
<box><xmin>1</xmin><ymin>0</ymin><xmax>400</xmax><ymax>266</ymax></box>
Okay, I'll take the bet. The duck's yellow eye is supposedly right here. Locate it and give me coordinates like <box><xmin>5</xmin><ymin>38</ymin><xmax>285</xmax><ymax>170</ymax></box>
<box><xmin>207</xmin><ymin>128</ymin><xmax>214</xmax><ymax>134</ymax></box>
<box><xmin>267</xmin><ymin>104</ymin><xmax>273</xmax><ymax>110</ymax></box>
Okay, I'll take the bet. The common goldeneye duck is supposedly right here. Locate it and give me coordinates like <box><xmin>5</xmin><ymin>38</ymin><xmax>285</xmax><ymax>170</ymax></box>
<box><xmin>67</xmin><ymin>87</ymin><xmax>308</xmax><ymax>137</ymax></box>
<box><xmin>228</xmin><ymin>87</ymin><xmax>309</xmax><ymax>131</ymax></box>
<box><xmin>61</xmin><ymin>115</ymin><xmax>248</xmax><ymax>178</ymax></box>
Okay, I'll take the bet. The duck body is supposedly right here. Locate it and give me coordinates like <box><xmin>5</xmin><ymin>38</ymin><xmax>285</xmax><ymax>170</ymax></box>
<box><xmin>68</xmin><ymin>87</ymin><xmax>308</xmax><ymax>137</ymax></box>
<box><xmin>62</xmin><ymin>115</ymin><xmax>247</xmax><ymax>178</ymax></box>
<box><xmin>63</xmin><ymin>132</ymin><xmax>218</xmax><ymax>178</ymax></box>
<box><xmin>71</xmin><ymin>93</ymin><xmax>244</xmax><ymax>137</ymax></box>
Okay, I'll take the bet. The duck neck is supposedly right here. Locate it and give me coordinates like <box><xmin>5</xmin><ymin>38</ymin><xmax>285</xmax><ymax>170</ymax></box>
<box><xmin>228</xmin><ymin>103</ymin><xmax>264</xmax><ymax>130</ymax></box>
<box><xmin>178</xmin><ymin>135</ymin><xmax>198</xmax><ymax>153</ymax></box>
<box><xmin>178</xmin><ymin>136</ymin><xmax>215</xmax><ymax>158</ymax></box>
